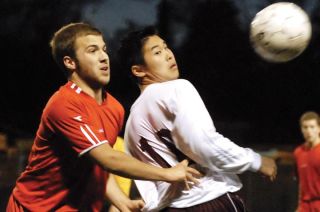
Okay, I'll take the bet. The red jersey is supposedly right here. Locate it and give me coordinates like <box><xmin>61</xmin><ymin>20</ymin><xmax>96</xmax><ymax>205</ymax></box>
<box><xmin>294</xmin><ymin>143</ymin><xmax>320</xmax><ymax>211</ymax></box>
<box><xmin>11</xmin><ymin>81</ymin><xmax>124</xmax><ymax>211</ymax></box>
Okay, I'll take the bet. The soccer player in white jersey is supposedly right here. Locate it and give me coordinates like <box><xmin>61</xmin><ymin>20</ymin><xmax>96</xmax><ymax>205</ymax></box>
<box><xmin>118</xmin><ymin>26</ymin><xmax>277</xmax><ymax>211</ymax></box>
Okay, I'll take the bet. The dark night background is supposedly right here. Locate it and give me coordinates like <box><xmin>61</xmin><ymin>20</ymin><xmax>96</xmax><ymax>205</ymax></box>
<box><xmin>1</xmin><ymin>0</ymin><xmax>320</xmax><ymax>146</ymax></box>
<box><xmin>1</xmin><ymin>0</ymin><xmax>320</xmax><ymax>211</ymax></box>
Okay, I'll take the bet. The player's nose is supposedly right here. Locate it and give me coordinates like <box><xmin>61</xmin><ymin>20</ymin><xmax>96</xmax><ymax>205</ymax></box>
<box><xmin>100</xmin><ymin>51</ymin><xmax>109</xmax><ymax>63</ymax></box>
<box><xmin>166</xmin><ymin>51</ymin><xmax>173</xmax><ymax>61</ymax></box>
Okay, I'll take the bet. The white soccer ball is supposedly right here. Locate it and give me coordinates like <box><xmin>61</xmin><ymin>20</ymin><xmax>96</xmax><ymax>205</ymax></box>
<box><xmin>250</xmin><ymin>2</ymin><xmax>312</xmax><ymax>63</ymax></box>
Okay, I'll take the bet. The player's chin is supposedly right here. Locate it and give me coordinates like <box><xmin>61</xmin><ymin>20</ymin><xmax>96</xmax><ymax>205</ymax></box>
<box><xmin>171</xmin><ymin>70</ymin><xmax>179</xmax><ymax>79</ymax></box>
<box><xmin>100</xmin><ymin>75</ymin><xmax>110</xmax><ymax>85</ymax></box>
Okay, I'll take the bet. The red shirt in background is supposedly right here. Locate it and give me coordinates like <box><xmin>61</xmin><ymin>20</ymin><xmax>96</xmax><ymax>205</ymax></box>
<box><xmin>294</xmin><ymin>143</ymin><xmax>320</xmax><ymax>211</ymax></box>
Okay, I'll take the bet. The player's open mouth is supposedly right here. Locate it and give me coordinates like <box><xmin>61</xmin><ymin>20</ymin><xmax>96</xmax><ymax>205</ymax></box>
<box><xmin>170</xmin><ymin>64</ymin><xmax>177</xmax><ymax>69</ymax></box>
<box><xmin>101</xmin><ymin>67</ymin><xmax>109</xmax><ymax>71</ymax></box>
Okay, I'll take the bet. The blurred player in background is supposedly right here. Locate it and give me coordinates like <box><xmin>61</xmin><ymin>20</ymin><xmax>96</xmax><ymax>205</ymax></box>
<box><xmin>294</xmin><ymin>111</ymin><xmax>320</xmax><ymax>212</ymax></box>
<box><xmin>118</xmin><ymin>26</ymin><xmax>277</xmax><ymax>211</ymax></box>
<box><xmin>6</xmin><ymin>22</ymin><xmax>200</xmax><ymax>212</ymax></box>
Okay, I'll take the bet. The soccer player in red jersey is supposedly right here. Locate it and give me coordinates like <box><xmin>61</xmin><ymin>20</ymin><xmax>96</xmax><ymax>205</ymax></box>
<box><xmin>294</xmin><ymin>111</ymin><xmax>320</xmax><ymax>212</ymax></box>
<box><xmin>6</xmin><ymin>23</ymin><xmax>200</xmax><ymax>212</ymax></box>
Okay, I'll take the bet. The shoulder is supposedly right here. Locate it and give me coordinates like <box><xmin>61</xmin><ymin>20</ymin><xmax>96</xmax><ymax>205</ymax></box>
<box><xmin>106</xmin><ymin>92</ymin><xmax>122</xmax><ymax>106</ymax></box>
<box><xmin>170</xmin><ymin>79</ymin><xmax>197</xmax><ymax>93</ymax></box>
<box><xmin>172</xmin><ymin>79</ymin><xmax>194</xmax><ymax>87</ymax></box>
<box><xmin>146</xmin><ymin>79</ymin><xmax>196</xmax><ymax>94</ymax></box>
<box><xmin>163</xmin><ymin>79</ymin><xmax>194</xmax><ymax>88</ymax></box>
<box><xmin>293</xmin><ymin>144</ymin><xmax>305</xmax><ymax>155</ymax></box>
<box><xmin>106</xmin><ymin>92</ymin><xmax>125</xmax><ymax>114</ymax></box>
<box><xmin>49</xmin><ymin>87</ymin><xmax>80</xmax><ymax>107</ymax></box>
<box><xmin>43</xmin><ymin>86</ymin><xmax>84</xmax><ymax>120</ymax></box>
<box><xmin>132</xmin><ymin>79</ymin><xmax>199</xmax><ymax>109</ymax></box>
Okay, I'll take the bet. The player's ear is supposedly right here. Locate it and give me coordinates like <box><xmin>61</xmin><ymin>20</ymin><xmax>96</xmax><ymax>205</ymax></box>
<box><xmin>63</xmin><ymin>56</ymin><xmax>76</xmax><ymax>70</ymax></box>
<box><xmin>131</xmin><ymin>65</ymin><xmax>146</xmax><ymax>78</ymax></box>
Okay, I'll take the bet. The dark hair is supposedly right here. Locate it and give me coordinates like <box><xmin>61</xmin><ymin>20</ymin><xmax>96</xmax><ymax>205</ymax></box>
<box><xmin>50</xmin><ymin>22</ymin><xmax>103</xmax><ymax>77</ymax></box>
<box><xmin>300</xmin><ymin>111</ymin><xmax>320</xmax><ymax>126</ymax></box>
<box><xmin>117</xmin><ymin>26</ymin><xmax>158</xmax><ymax>82</ymax></box>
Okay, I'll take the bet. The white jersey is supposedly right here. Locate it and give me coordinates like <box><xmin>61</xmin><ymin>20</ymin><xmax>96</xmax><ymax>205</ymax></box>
<box><xmin>124</xmin><ymin>79</ymin><xmax>261</xmax><ymax>211</ymax></box>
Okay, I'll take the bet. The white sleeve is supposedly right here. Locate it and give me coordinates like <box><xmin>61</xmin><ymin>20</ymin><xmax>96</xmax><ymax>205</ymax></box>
<box><xmin>169</xmin><ymin>80</ymin><xmax>261</xmax><ymax>173</ymax></box>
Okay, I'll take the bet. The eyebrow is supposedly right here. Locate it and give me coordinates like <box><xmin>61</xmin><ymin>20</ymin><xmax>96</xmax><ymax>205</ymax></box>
<box><xmin>150</xmin><ymin>41</ymin><xmax>167</xmax><ymax>51</ymax></box>
<box><xmin>85</xmin><ymin>44</ymin><xmax>107</xmax><ymax>50</ymax></box>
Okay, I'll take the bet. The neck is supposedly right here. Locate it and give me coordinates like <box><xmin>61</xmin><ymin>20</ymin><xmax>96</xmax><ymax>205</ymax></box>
<box><xmin>70</xmin><ymin>77</ymin><xmax>104</xmax><ymax>104</ymax></box>
<box><xmin>138</xmin><ymin>77</ymin><xmax>163</xmax><ymax>93</ymax></box>
<box><xmin>306</xmin><ymin>138</ymin><xmax>320</xmax><ymax>148</ymax></box>
<box><xmin>90</xmin><ymin>89</ymin><xmax>104</xmax><ymax>104</ymax></box>
<box><xmin>139</xmin><ymin>84</ymin><xmax>149</xmax><ymax>92</ymax></box>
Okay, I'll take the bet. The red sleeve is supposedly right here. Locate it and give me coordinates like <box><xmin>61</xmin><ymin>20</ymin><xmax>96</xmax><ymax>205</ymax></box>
<box><xmin>44</xmin><ymin>97</ymin><xmax>109</xmax><ymax>156</ymax></box>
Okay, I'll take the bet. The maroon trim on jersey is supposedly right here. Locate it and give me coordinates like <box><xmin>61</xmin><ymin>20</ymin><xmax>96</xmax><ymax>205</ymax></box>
<box><xmin>157</xmin><ymin>129</ymin><xmax>195</xmax><ymax>165</ymax></box>
<box><xmin>139</xmin><ymin>129</ymin><xmax>195</xmax><ymax>168</ymax></box>
<box><xmin>140</xmin><ymin>137</ymin><xmax>171</xmax><ymax>168</ymax></box>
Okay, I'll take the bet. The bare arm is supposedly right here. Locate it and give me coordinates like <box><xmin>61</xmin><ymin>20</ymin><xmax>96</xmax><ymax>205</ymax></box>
<box><xmin>106</xmin><ymin>174</ymin><xmax>144</xmax><ymax>212</ymax></box>
<box><xmin>88</xmin><ymin>142</ymin><xmax>201</xmax><ymax>183</ymax></box>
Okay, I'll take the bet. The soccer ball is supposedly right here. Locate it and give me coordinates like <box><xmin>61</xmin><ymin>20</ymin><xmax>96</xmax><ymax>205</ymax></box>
<box><xmin>250</xmin><ymin>2</ymin><xmax>312</xmax><ymax>63</ymax></box>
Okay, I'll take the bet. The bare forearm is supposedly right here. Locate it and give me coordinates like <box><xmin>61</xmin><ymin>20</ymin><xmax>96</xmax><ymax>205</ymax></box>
<box><xmin>89</xmin><ymin>143</ymin><xmax>170</xmax><ymax>181</ymax></box>
<box><xmin>106</xmin><ymin>174</ymin><xmax>130</xmax><ymax>208</ymax></box>
<box><xmin>106</xmin><ymin>174</ymin><xmax>145</xmax><ymax>212</ymax></box>
<box><xmin>89</xmin><ymin>143</ymin><xmax>201</xmax><ymax>184</ymax></box>
<box><xmin>107</xmin><ymin>151</ymin><xmax>167</xmax><ymax>180</ymax></box>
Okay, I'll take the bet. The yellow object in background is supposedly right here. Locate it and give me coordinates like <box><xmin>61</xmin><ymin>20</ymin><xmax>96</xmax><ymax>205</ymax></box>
<box><xmin>113</xmin><ymin>137</ymin><xmax>132</xmax><ymax>196</ymax></box>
